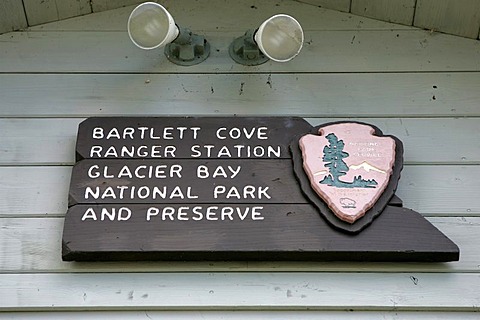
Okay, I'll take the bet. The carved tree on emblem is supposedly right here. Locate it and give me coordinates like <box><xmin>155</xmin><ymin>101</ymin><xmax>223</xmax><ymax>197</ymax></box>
<box><xmin>320</xmin><ymin>133</ymin><xmax>378</xmax><ymax>188</ymax></box>
<box><xmin>321</xmin><ymin>133</ymin><xmax>349</xmax><ymax>185</ymax></box>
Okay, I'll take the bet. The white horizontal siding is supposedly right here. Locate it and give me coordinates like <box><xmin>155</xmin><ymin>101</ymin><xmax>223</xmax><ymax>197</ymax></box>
<box><xmin>1</xmin><ymin>117</ymin><xmax>479</xmax><ymax>165</ymax></box>
<box><xmin>2</xmin><ymin>311</ymin><xmax>480</xmax><ymax>319</ymax></box>
<box><xmin>0</xmin><ymin>0</ymin><xmax>478</xmax><ymax>316</ymax></box>
<box><xmin>1</xmin><ymin>30</ymin><xmax>478</xmax><ymax>73</ymax></box>
<box><xmin>0</xmin><ymin>73</ymin><xmax>478</xmax><ymax>118</ymax></box>
<box><xmin>1</xmin><ymin>272</ymin><xmax>479</xmax><ymax>311</ymax></box>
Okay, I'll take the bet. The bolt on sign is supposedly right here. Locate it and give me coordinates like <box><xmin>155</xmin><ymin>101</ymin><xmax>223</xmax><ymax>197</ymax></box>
<box><xmin>62</xmin><ymin>117</ymin><xmax>459</xmax><ymax>261</ymax></box>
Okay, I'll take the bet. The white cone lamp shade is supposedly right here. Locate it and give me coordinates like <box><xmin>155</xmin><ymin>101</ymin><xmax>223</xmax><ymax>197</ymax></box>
<box><xmin>255</xmin><ymin>14</ymin><xmax>304</xmax><ymax>62</ymax></box>
<box><xmin>127</xmin><ymin>2</ymin><xmax>179</xmax><ymax>50</ymax></box>
<box><xmin>127</xmin><ymin>2</ymin><xmax>210</xmax><ymax>65</ymax></box>
<box><xmin>229</xmin><ymin>14</ymin><xmax>304</xmax><ymax>65</ymax></box>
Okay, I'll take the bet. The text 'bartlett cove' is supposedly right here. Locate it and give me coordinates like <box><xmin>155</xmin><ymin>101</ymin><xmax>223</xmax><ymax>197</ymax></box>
<box><xmin>88</xmin><ymin>126</ymin><xmax>282</xmax><ymax>158</ymax></box>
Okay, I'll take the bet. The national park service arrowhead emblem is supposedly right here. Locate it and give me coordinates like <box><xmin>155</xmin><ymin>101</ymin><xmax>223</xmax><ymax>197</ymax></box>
<box><xmin>291</xmin><ymin>122</ymin><xmax>403</xmax><ymax>233</ymax></box>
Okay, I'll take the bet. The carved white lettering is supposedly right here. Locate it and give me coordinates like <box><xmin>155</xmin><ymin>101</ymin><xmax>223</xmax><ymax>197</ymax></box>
<box><xmin>215</xmin><ymin>127</ymin><xmax>269</xmax><ymax>140</ymax></box>
<box><xmin>88</xmin><ymin>145</ymin><xmax>177</xmax><ymax>158</ymax></box>
<box><xmin>145</xmin><ymin>206</ymin><xmax>265</xmax><ymax>221</ymax></box>
<box><xmin>213</xmin><ymin>186</ymin><xmax>271</xmax><ymax>199</ymax></box>
<box><xmin>87</xmin><ymin>164</ymin><xmax>183</xmax><ymax>179</ymax></box>
<box><xmin>190</xmin><ymin>145</ymin><xmax>281</xmax><ymax>158</ymax></box>
<box><xmin>81</xmin><ymin>207</ymin><xmax>131</xmax><ymax>221</ymax></box>
<box><xmin>196</xmin><ymin>165</ymin><xmax>241</xmax><ymax>179</ymax></box>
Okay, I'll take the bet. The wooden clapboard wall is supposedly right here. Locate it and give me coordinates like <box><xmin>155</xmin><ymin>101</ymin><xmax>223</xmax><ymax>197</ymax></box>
<box><xmin>2</xmin><ymin>0</ymin><xmax>480</xmax><ymax>39</ymax></box>
<box><xmin>301</xmin><ymin>0</ymin><xmax>480</xmax><ymax>39</ymax></box>
<box><xmin>0</xmin><ymin>0</ymin><xmax>480</xmax><ymax>317</ymax></box>
<box><xmin>414</xmin><ymin>0</ymin><xmax>480</xmax><ymax>39</ymax></box>
<box><xmin>0</xmin><ymin>0</ymin><xmax>145</xmax><ymax>32</ymax></box>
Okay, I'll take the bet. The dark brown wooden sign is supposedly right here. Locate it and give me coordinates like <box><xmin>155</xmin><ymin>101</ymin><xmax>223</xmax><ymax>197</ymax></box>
<box><xmin>62</xmin><ymin>117</ymin><xmax>459</xmax><ymax>262</ymax></box>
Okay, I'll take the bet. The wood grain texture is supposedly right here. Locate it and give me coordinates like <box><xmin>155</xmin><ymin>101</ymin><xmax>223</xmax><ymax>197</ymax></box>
<box><xmin>0</xmin><ymin>73</ymin><xmax>479</xmax><ymax>118</ymax></box>
<box><xmin>2</xmin><ymin>30</ymin><xmax>479</xmax><ymax>73</ymax></box>
<box><xmin>23</xmin><ymin>0</ymin><xmax>91</xmax><ymax>26</ymax></box>
<box><xmin>351</xmin><ymin>0</ymin><xmax>416</xmax><ymax>25</ymax></box>
<box><xmin>61</xmin><ymin>204</ymin><xmax>459</xmax><ymax>262</ymax></box>
<box><xmin>0</xmin><ymin>217</ymin><xmax>476</xmax><ymax>272</ymax></box>
<box><xmin>1</xmin><ymin>165</ymin><xmax>478</xmax><ymax>216</ymax></box>
<box><xmin>0</xmin><ymin>0</ymin><xmax>28</xmax><ymax>34</ymax></box>
<box><xmin>414</xmin><ymin>0</ymin><xmax>480</xmax><ymax>39</ymax></box>
<box><xmin>1</xmin><ymin>272</ymin><xmax>479</xmax><ymax>311</ymax></box>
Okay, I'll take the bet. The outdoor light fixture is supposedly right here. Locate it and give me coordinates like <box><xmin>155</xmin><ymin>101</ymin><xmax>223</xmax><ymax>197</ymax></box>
<box><xmin>127</xmin><ymin>2</ymin><xmax>210</xmax><ymax>66</ymax></box>
<box><xmin>229</xmin><ymin>14</ymin><xmax>304</xmax><ymax>66</ymax></box>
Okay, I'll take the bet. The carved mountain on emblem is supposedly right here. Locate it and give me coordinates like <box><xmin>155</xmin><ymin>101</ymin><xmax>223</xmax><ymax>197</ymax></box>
<box><xmin>350</xmin><ymin>161</ymin><xmax>387</xmax><ymax>174</ymax></box>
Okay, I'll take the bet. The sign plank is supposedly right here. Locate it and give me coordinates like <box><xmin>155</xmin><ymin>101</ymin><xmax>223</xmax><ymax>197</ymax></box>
<box><xmin>68</xmin><ymin>159</ymin><xmax>308</xmax><ymax>205</ymax></box>
<box><xmin>63</xmin><ymin>204</ymin><xmax>459</xmax><ymax>261</ymax></box>
<box><xmin>75</xmin><ymin>117</ymin><xmax>312</xmax><ymax>160</ymax></box>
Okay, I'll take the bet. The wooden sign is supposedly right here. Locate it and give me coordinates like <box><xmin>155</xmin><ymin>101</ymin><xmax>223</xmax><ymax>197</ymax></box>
<box><xmin>62</xmin><ymin>117</ymin><xmax>459</xmax><ymax>262</ymax></box>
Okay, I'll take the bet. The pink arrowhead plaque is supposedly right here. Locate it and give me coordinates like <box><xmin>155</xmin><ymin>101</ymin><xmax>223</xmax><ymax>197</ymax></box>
<box><xmin>299</xmin><ymin>123</ymin><xmax>396</xmax><ymax>224</ymax></box>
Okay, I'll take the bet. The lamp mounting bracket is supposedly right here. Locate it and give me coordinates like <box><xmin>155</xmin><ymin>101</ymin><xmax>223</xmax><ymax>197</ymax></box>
<box><xmin>229</xmin><ymin>29</ymin><xmax>269</xmax><ymax>66</ymax></box>
<box><xmin>165</xmin><ymin>27</ymin><xmax>210</xmax><ymax>66</ymax></box>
